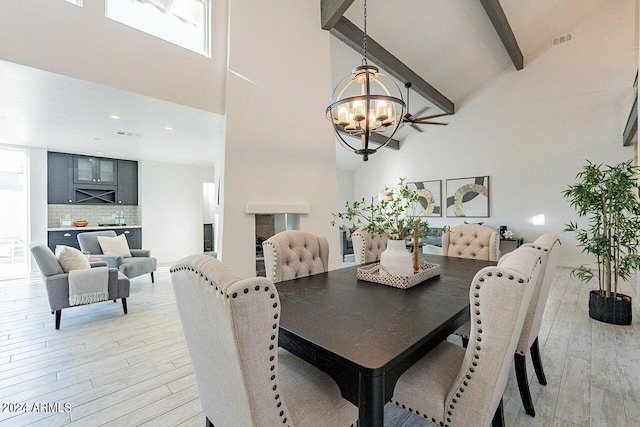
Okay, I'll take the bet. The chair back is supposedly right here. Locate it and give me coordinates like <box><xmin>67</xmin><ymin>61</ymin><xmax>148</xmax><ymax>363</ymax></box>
<box><xmin>442</xmin><ymin>224</ymin><xmax>500</xmax><ymax>261</ymax></box>
<box><xmin>351</xmin><ymin>228</ymin><xmax>388</xmax><ymax>265</ymax></box>
<box><xmin>78</xmin><ymin>230</ymin><xmax>117</xmax><ymax>254</ymax></box>
<box><xmin>29</xmin><ymin>242</ymin><xmax>64</xmax><ymax>277</ymax></box>
<box><xmin>516</xmin><ymin>234</ymin><xmax>561</xmax><ymax>353</ymax></box>
<box><xmin>171</xmin><ymin>254</ymin><xmax>293</xmax><ymax>426</ymax></box>
<box><xmin>446</xmin><ymin>247</ymin><xmax>540</xmax><ymax>426</ymax></box>
<box><xmin>262</xmin><ymin>231</ymin><xmax>329</xmax><ymax>283</ymax></box>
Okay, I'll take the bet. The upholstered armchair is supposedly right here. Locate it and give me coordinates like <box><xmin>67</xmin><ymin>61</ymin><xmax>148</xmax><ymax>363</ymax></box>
<box><xmin>351</xmin><ymin>228</ymin><xmax>388</xmax><ymax>265</ymax></box>
<box><xmin>392</xmin><ymin>248</ymin><xmax>541</xmax><ymax>427</ymax></box>
<box><xmin>452</xmin><ymin>234</ymin><xmax>560</xmax><ymax>417</ymax></box>
<box><xmin>441</xmin><ymin>224</ymin><xmax>500</xmax><ymax>261</ymax></box>
<box><xmin>262</xmin><ymin>231</ymin><xmax>329</xmax><ymax>283</ymax></box>
<box><xmin>78</xmin><ymin>230</ymin><xmax>157</xmax><ymax>282</ymax></box>
<box><xmin>29</xmin><ymin>242</ymin><xmax>130</xmax><ymax>329</ymax></box>
<box><xmin>170</xmin><ymin>254</ymin><xmax>358</xmax><ymax>426</ymax></box>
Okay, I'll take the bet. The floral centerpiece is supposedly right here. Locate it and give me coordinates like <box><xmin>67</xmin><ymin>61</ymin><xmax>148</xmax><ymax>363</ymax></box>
<box><xmin>332</xmin><ymin>178</ymin><xmax>433</xmax><ymax>275</ymax></box>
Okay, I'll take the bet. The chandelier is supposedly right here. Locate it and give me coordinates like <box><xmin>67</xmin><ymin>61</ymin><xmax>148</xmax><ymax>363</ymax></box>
<box><xmin>326</xmin><ymin>0</ymin><xmax>405</xmax><ymax>161</ymax></box>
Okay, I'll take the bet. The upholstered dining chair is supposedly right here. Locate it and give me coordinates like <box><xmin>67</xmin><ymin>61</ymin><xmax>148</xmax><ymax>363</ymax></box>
<box><xmin>29</xmin><ymin>242</ymin><xmax>130</xmax><ymax>329</ymax></box>
<box><xmin>170</xmin><ymin>254</ymin><xmax>358</xmax><ymax>427</ymax></box>
<box><xmin>262</xmin><ymin>230</ymin><xmax>329</xmax><ymax>283</ymax></box>
<box><xmin>78</xmin><ymin>230</ymin><xmax>157</xmax><ymax>282</ymax></box>
<box><xmin>392</xmin><ymin>247</ymin><xmax>541</xmax><ymax>427</ymax></box>
<box><xmin>453</xmin><ymin>234</ymin><xmax>561</xmax><ymax>417</ymax></box>
<box><xmin>351</xmin><ymin>228</ymin><xmax>388</xmax><ymax>265</ymax></box>
<box><xmin>441</xmin><ymin>224</ymin><xmax>500</xmax><ymax>262</ymax></box>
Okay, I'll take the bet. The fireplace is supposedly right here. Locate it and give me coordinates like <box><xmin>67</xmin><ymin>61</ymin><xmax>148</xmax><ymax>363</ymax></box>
<box><xmin>254</xmin><ymin>213</ymin><xmax>299</xmax><ymax>276</ymax></box>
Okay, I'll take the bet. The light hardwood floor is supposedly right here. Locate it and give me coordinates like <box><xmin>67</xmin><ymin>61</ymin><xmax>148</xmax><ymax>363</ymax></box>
<box><xmin>0</xmin><ymin>266</ymin><xmax>638</xmax><ymax>426</ymax></box>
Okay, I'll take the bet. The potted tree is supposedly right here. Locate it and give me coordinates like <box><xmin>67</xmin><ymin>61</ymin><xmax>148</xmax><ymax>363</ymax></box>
<box><xmin>563</xmin><ymin>160</ymin><xmax>640</xmax><ymax>325</ymax></box>
<box><xmin>332</xmin><ymin>178</ymin><xmax>432</xmax><ymax>276</ymax></box>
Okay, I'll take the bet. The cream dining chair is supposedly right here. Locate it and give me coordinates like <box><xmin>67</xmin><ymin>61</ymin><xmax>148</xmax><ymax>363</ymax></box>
<box><xmin>170</xmin><ymin>254</ymin><xmax>358</xmax><ymax>427</ymax></box>
<box><xmin>453</xmin><ymin>234</ymin><xmax>561</xmax><ymax>417</ymax></box>
<box><xmin>351</xmin><ymin>228</ymin><xmax>388</xmax><ymax>265</ymax></box>
<box><xmin>441</xmin><ymin>224</ymin><xmax>500</xmax><ymax>261</ymax></box>
<box><xmin>392</xmin><ymin>247</ymin><xmax>541</xmax><ymax>427</ymax></box>
<box><xmin>262</xmin><ymin>230</ymin><xmax>329</xmax><ymax>283</ymax></box>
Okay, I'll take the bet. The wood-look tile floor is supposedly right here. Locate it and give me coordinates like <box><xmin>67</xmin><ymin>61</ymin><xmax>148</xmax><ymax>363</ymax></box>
<box><xmin>0</xmin><ymin>267</ymin><xmax>638</xmax><ymax>426</ymax></box>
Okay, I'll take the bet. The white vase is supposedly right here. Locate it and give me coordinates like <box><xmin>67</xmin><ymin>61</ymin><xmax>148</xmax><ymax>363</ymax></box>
<box><xmin>380</xmin><ymin>239</ymin><xmax>413</xmax><ymax>277</ymax></box>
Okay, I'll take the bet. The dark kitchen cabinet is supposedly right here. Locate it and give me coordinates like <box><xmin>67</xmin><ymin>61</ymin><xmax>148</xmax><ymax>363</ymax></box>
<box><xmin>48</xmin><ymin>227</ymin><xmax>142</xmax><ymax>253</ymax></box>
<box><xmin>47</xmin><ymin>152</ymin><xmax>74</xmax><ymax>204</ymax></box>
<box><xmin>48</xmin><ymin>152</ymin><xmax>138</xmax><ymax>205</ymax></box>
<box><xmin>117</xmin><ymin>160</ymin><xmax>138</xmax><ymax>205</ymax></box>
<box><xmin>74</xmin><ymin>155</ymin><xmax>117</xmax><ymax>185</ymax></box>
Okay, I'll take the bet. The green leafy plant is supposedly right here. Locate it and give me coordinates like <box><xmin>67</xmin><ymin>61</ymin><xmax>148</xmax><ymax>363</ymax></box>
<box><xmin>332</xmin><ymin>178</ymin><xmax>432</xmax><ymax>240</ymax></box>
<box><xmin>562</xmin><ymin>160</ymin><xmax>640</xmax><ymax>297</ymax></box>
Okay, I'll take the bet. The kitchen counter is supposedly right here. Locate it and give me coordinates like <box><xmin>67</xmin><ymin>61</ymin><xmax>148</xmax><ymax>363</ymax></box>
<box><xmin>48</xmin><ymin>225</ymin><xmax>142</xmax><ymax>231</ymax></box>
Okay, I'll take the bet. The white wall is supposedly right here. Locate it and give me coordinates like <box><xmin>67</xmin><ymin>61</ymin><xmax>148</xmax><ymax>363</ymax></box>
<box><xmin>139</xmin><ymin>160</ymin><xmax>214</xmax><ymax>264</ymax></box>
<box><xmin>351</xmin><ymin>1</ymin><xmax>636</xmax><ymax>267</ymax></box>
<box><xmin>0</xmin><ymin>0</ymin><xmax>227</xmax><ymax>114</ymax></box>
<box><xmin>336</xmin><ymin>169</ymin><xmax>355</xmax><ymax>227</ymax></box>
<box><xmin>220</xmin><ymin>0</ymin><xmax>339</xmax><ymax>277</ymax></box>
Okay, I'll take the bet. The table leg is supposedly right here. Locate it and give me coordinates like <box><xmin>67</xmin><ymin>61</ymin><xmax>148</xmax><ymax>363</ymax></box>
<box><xmin>358</xmin><ymin>372</ymin><xmax>384</xmax><ymax>427</ymax></box>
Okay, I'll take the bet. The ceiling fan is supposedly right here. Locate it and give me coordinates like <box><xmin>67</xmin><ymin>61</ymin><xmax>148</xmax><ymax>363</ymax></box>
<box><xmin>402</xmin><ymin>82</ymin><xmax>449</xmax><ymax>132</ymax></box>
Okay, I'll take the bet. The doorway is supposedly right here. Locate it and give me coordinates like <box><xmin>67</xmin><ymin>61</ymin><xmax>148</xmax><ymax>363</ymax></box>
<box><xmin>0</xmin><ymin>147</ymin><xmax>28</xmax><ymax>280</ymax></box>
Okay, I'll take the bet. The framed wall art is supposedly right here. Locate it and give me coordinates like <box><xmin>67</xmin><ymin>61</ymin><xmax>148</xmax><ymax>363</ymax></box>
<box><xmin>446</xmin><ymin>176</ymin><xmax>490</xmax><ymax>217</ymax></box>
<box><xmin>408</xmin><ymin>180</ymin><xmax>442</xmax><ymax>217</ymax></box>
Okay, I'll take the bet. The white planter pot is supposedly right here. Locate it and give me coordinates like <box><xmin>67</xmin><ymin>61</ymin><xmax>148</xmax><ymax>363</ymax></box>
<box><xmin>380</xmin><ymin>239</ymin><xmax>413</xmax><ymax>277</ymax></box>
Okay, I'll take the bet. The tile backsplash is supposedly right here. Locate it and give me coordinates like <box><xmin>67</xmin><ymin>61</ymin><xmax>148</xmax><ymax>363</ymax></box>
<box><xmin>48</xmin><ymin>205</ymin><xmax>141</xmax><ymax>228</ymax></box>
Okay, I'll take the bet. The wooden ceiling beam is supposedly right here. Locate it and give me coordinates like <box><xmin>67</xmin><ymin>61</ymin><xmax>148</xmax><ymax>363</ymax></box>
<box><xmin>330</xmin><ymin>17</ymin><xmax>455</xmax><ymax>115</ymax></box>
<box><xmin>479</xmin><ymin>0</ymin><xmax>524</xmax><ymax>70</ymax></box>
<box><xmin>321</xmin><ymin>0</ymin><xmax>355</xmax><ymax>30</ymax></box>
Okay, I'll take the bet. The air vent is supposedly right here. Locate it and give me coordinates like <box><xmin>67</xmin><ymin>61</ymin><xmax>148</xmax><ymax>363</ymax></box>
<box><xmin>116</xmin><ymin>131</ymin><xmax>143</xmax><ymax>138</ymax></box>
<box><xmin>552</xmin><ymin>33</ymin><xmax>572</xmax><ymax>46</ymax></box>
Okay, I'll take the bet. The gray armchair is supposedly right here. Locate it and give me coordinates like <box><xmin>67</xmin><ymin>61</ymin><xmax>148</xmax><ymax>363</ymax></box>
<box><xmin>77</xmin><ymin>230</ymin><xmax>157</xmax><ymax>282</ymax></box>
<box><xmin>29</xmin><ymin>242</ymin><xmax>130</xmax><ymax>329</ymax></box>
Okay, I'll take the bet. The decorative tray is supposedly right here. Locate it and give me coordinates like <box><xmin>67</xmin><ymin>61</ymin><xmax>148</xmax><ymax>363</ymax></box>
<box><xmin>356</xmin><ymin>260</ymin><xmax>440</xmax><ymax>289</ymax></box>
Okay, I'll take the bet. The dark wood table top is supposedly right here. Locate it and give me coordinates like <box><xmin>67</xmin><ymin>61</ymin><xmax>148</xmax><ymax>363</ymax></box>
<box><xmin>276</xmin><ymin>254</ymin><xmax>495</xmax><ymax>425</ymax></box>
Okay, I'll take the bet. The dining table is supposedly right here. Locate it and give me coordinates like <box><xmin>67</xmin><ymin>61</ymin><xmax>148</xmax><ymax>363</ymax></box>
<box><xmin>276</xmin><ymin>254</ymin><xmax>496</xmax><ymax>427</ymax></box>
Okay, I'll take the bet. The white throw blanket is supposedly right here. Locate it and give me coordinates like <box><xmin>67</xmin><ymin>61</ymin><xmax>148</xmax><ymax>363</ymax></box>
<box><xmin>68</xmin><ymin>267</ymin><xmax>109</xmax><ymax>306</ymax></box>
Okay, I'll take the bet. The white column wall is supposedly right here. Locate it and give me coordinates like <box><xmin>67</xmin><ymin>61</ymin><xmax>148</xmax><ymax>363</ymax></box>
<box><xmin>139</xmin><ymin>160</ymin><xmax>214</xmax><ymax>264</ymax></box>
<box><xmin>220</xmin><ymin>0</ymin><xmax>339</xmax><ymax>277</ymax></box>
<box><xmin>0</xmin><ymin>0</ymin><xmax>227</xmax><ymax>114</ymax></box>
<box><xmin>351</xmin><ymin>2</ymin><xmax>636</xmax><ymax>267</ymax></box>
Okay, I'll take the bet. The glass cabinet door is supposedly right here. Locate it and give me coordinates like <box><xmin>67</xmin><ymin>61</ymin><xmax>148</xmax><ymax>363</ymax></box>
<box><xmin>76</xmin><ymin>157</ymin><xmax>93</xmax><ymax>182</ymax></box>
<box><xmin>97</xmin><ymin>159</ymin><xmax>115</xmax><ymax>183</ymax></box>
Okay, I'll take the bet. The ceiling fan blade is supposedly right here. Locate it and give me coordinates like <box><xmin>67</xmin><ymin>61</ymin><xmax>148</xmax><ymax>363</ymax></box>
<box><xmin>410</xmin><ymin>123</ymin><xmax>424</xmax><ymax>133</ymax></box>
<box><xmin>415</xmin><ymin>121</ymin><xmax>448</xmax><ymax>126</ymax></box>
<box><xmin>413</xmin><ymin>113</ymin><xmax>449</xmax><ymax>121</ymax></box>
<box><xmin>411</xmin><ymin>107</ymin><xmax>430</xmax><ymax>118</ymax></box>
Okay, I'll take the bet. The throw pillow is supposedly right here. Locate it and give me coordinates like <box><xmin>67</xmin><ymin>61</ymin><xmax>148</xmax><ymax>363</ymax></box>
<box><xmin>56</xmin><ymin>246</ymin><xmax>91</xmax><ymax>273</ymax></box>
<box><xmin>97</xmin><ymin>234</ymin><xmax>132</xmax><ymax>258</ymax></box>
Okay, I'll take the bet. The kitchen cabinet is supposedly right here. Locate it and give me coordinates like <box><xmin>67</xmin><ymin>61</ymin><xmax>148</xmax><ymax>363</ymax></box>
<box><xmin>117</xmin><ymin>160</ymin><xmax>138</xmax><ymax>205</ymax></box>
<box><xmin>47</xmin><ymin>152</ymin><xmax>74</xmax><ymax>204</ymax></box>
<box><xmin>48</xmin><ymin>152</ymin><xmax>138</xmax><ymax>205</ymax></box>
<box><xmin>48</xmin><ymin>227</ymin><xmax>142</xmax><ymax>253</ymax></box>
<box><xmin>74</xmin><ymin>155</ymin><xmax>117</xmax><ymax>185</ymax></box>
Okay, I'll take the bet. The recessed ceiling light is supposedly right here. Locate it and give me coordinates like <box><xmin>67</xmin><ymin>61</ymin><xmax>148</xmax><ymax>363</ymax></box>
<box><xmin>96</xmin><ymin>151</ymin><xmax>103</xmax><ymax>155</ymax></box>
<box><xmin>164</xmin><ymin>126</ymin><xmax>174</xmax><ymax>131</ymax></box>
<box><xmin>110</xmin><ymin>114</ymin><xmax>121</xmax><ymax>119</ymax></box>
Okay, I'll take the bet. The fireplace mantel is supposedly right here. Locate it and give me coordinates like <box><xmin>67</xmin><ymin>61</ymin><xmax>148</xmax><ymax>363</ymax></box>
<box><xmin>246</xmin><ymin>204</ymin><xmax>310</xmax><ymax>214</ymax></box>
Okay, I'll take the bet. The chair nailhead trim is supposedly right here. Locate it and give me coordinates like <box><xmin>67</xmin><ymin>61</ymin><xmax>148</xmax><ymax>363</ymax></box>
<box><xmin>171</xmin><ymin>261</ymin><xmax>290</xmax><ymax>426</ymax></box>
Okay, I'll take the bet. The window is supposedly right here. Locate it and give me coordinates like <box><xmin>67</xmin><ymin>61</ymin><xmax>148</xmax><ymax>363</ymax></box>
<box><xmin>105</xmin><ymin>0</ymin><xmax>210</xmax><ymax>56</ymax></box>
